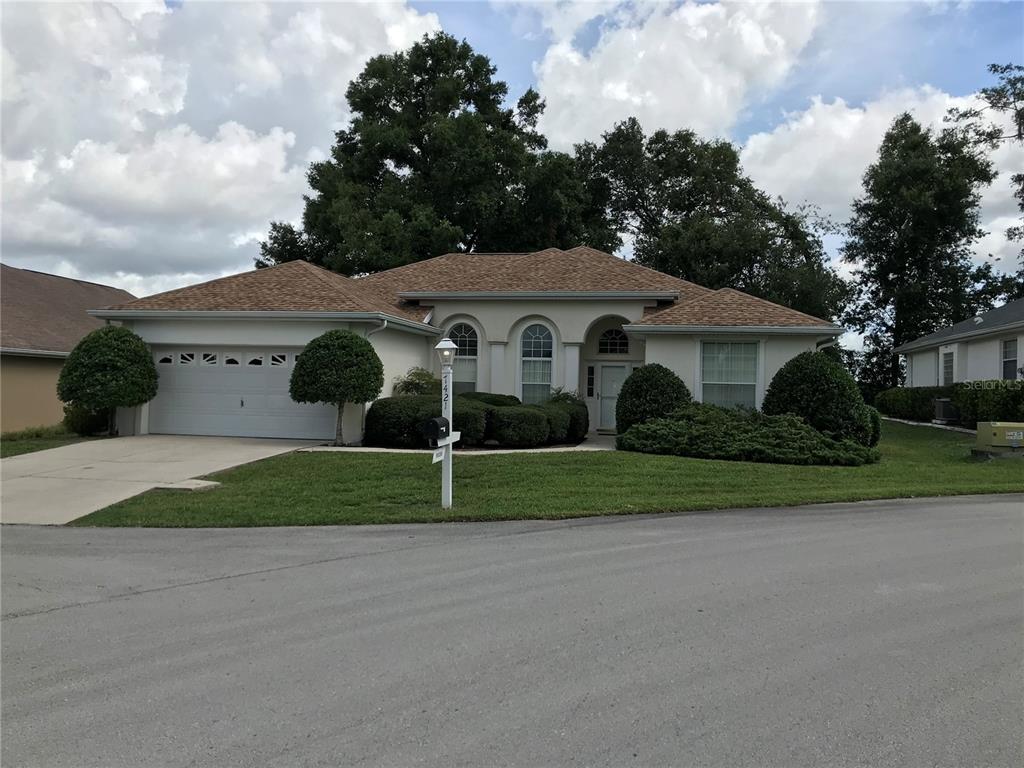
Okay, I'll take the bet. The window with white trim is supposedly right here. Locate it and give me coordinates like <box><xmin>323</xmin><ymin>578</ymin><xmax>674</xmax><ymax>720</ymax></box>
<box><xmin>224</xmin><ymin>354</ymin><xmax>240</xmax><ymax>366</ymax></box>
<box><xmin>178</xmin><ymin>352</ymin><xmax>195</xmax><ymax>365</ymax></box>
<box><xmin>157</xmin><ymin>354</ymin><xmax>173</xmax><ymax>365</ymax></box>
<box><xmin>942</xmin><ymin>351</ymin><xmax>954</xmax><ymax>385</ymax></box>
<box><xmin>270</xmin><ymin>353</ymin><xmax>288</xmax><ymax>367</ymax></box>
<box><xmin>701</xmin><ymin>342</ymin><xmax>757</xmax><ymax>409</ymax></box>
<box><xmin>247</xmin><ymin>353</ymin><xmax>264</xmax><ymax>367</ymax></box>
<box><xmin>521</xmin><ymin>324</ymin><xmax>553</xmax><ymax>405</ymax></box>
<box><xmin>449</xmin><ymin>323</ymin><xmax>478</xmax><ymax>394</ymax></box>
<box><xmin>201</xmin><ymin>352</ymin><xmax>217</xmax><ymax>366</ymax></box>
<box><xmin>1001</xmin><ymin>339</ymin><xmax>1018</xmax><ymax>380</ymax></box>
<box><xmin>598</xmin><ymin>328</ymin><xmax>629</xmax><ymax>355</ymax></box>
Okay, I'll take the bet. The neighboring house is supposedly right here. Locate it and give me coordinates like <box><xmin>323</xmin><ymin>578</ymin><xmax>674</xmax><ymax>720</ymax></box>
<box><xmin>1</xmin><ymin>264</ymin><xmax>135</xmax><ymax>432</ymax></box>
<box><xmin>894</xmin><ymin>298</ymin><xmax>1024</xmax><ymax>387</ymax></box>
<box><xmin>92</xmin><ymin>247</ymin><xmax>841</xmax><ymax>441</ymax></box>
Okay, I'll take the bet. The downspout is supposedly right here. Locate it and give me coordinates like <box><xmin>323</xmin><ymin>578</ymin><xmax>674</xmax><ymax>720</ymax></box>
<box><xmin>816</xmin><ymin>336</ymin><xmax>839</xmax><ymax>351</ymax></box>
<box><xmin>360</xmin><ymin>319</ymin><xmax>389</xmax><ymax>441</ymax></box>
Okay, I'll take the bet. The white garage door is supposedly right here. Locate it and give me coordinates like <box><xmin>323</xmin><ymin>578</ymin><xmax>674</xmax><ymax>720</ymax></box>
<box><xmin>148</xmin><ymin>347</ymin><xmax>337</xmax><ymax>440</ymax></box>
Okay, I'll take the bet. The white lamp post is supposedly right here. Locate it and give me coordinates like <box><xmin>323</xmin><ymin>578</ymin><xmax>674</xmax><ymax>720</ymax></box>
<box><xmin>435</xmin><ymin>338</ymin><xmax>458</xmax><ymax>509</ymax></box>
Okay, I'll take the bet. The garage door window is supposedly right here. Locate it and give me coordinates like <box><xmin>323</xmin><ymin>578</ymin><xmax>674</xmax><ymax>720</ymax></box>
<box><xmin>270</xmin><ymin>353</ymin><xmax>288</xmax><ymax>367</ymax></box>
<box><xmin>178</xmin><ymin>352</ymin><xmax>195</xmax><ymax>365</ymax></box>
<box><xmin>201</xmin><ymin>352</ymin><xmax>217</xmax><ymax>366</ymax></box>
<box><xmin>157</xmin><ymin>354</ymin><xmax>173</xmax><ymax>365</ymax></box>
<box><xmin>224</xmin><ymin>354</ymin><xmax>240</xmax><ymax>366</ymax></box>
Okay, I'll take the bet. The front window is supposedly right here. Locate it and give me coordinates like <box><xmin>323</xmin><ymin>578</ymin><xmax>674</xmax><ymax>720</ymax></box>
<box><xmin>942</xmin><ymin>351</ymin><xmax>954</xmax><ymax>385</ymax></box>
<box><xmin>1001</xmin><ymin>339</ymin><xmax>1018</xmax><ymax>380</ymax></box>
<box><xmin>521</xmin><ymin>324</ymin><xmax>553</xmax><ymax>405</ymax></box>
<box><xmin>450</xmin><ymin>323</ymin><xmax>478</xmax><ymax>394</ymax></box>
<box><xmin>701</xmin><ymin>342</ymin><xmax>757</xmax><ymax>409</ymax></box>
<box><xmin>598</xmin><ymin>328</ymin><xmax>629</xmax><ymax>355</ymax></box>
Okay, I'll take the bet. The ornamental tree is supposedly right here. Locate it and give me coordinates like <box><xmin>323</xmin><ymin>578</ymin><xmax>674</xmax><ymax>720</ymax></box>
<box><xmin>290</xmin><ymin>330</ymin><xmax>384</xmax><ymax>445</ymax></box>
<box><xmin>56</xmin><ymin>325</ymin><xmax>159</xmax><ymax>435</ymax></box>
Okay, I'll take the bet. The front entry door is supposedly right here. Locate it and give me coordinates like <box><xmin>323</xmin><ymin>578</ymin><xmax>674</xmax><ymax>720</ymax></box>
<box><xmin>599</xmin><ymin>364</ymin><xmax>628</xmax><ymax>431</ymax></box>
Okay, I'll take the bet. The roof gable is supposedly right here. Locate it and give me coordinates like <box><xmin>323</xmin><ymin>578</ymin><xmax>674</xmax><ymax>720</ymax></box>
<box><xmin>1</xmin><ymin>264</ymin><xmax>135</xmax><ymax>354</ymax></box>
<box><xmin>634</xmin><ymin>288</ymin><xmax>836</xmax><ymax>328</ymax></box>
<box><xmin>894</xmin><ymin>297</ymin><xmax>1024</xmax><ymax>352</ymax></box>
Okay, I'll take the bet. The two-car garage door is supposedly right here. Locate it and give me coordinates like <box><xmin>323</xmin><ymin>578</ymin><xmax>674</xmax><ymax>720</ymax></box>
<box><xmin>148</xmin><ymin>347</ymin><xmax>337</xmax><ymax>440</ymax></box>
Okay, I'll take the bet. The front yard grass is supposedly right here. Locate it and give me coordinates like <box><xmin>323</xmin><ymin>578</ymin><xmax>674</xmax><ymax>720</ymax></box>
<box><xmin>71</xmin><ymin>421</ymin><xmax>1023</xmax><ymax>527</ymax></box>
<box><xmin>1</xmin><ymin>425</ymin><xmax>96</xmax><ymax>458</ymax></box>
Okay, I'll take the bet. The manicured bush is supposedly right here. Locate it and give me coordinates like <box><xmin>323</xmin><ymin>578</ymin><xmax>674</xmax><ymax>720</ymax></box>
<box><xmin>57</xmin><ymin>325</ymin><xmax>159</xmax><ymax>435</ymax></box>
<box><xmin>363</xmin><ymin>395</ymin><xmax>434</xmax><ymax>447</ymax></box>
<box><xmin>865</xmin><ymin>405</ymin><xmax>882</xmax><ymax>447</ymax></box>
<box><xmin>762</xmin><ymin>351</ymin><xmax>872</xmax><ymax>445</ymax></box>
<box><xmin>617</xmin><ymin>403</ymin><xmax>880</xmax><ymax>466</ymax></box>
<box><xmin>62</xmin><ymin>404</ymin><xmax>109</xmax><ymax>437</ymax></box>
<box><xmin>951</xmin><ymin>381</ymin><xmax>1024</xmax><ymax>429</ymax></box>
<box><xmin>615</xmin><ymin>364</ymin><xmax>691</xmax><ymax>433</ymax></box>
<box><xmin>461</xmin><ymin>392</ymin><xmax>522</xmax><ymax>407</ymax></box>
<box><xmin>547</xmin><ymin>390</ymin><xmax>590</xmax><ymax>442</ymax></box>
<box><xmin>392</xmin><ymin>367</ymin><xmax>441</xmax><ymax>396</ymax></box>
<box><xmin>415</xmin><ymin>398</ymin><xmax>488</xmax><ymax>446</ymax></box>
<box><xmin>874</xmin><ymin>386</ymin><xmax>956</xmax><ymax>422</ymax></box>
<box><xmin>291</xmin><ymin>330</ymin><xmax>384</xmax><ymax>445</ymax></box>
<box><xmin>531</xmin><ymin>404</ymin><xmax>571</xmax><ymax>444</ymax></box>
<box><xmin>491</xmin><ymin>406</ymin><xmax>550</xmax><ymax>448</ymax></box>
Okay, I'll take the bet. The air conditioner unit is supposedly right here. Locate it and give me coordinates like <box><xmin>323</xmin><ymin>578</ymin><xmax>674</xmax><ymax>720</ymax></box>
<box><xmin>974</xmin><ymin>422</ymin><xmax>1024</xmax><ymax>457</ymax></box>
<box><xmin>933</xmin><ymin>398</ymin><xmax>958</xmax><ymax>424</ymax></box>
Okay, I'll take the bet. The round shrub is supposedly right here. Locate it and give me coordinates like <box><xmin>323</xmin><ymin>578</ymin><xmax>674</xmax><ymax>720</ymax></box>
<box><xmin>57</xmin><ymin>326</ymin><xmax>159</xmax><ymax>435</ymax></box>
<box><xmin>415</xmin><ymin>398</ymin><xmax>488</xmax><ymax>446</ymax></box>
<box><xmin>615</xmin><ymin>364</ymin><xmax>691</xmax><ymax>434</ymax></box>
<box><xmin>762</xmin><ymin>351</ymin><xmax>870</xmax><ymax>445</ymax></box>
<box><xmin>531</xmin><ymin>404</ymin><xmax>571</xmax><ymax>444</ymax></box>
<box><xmin>491</xmin><ymin>406</ymin><xmax>550</xmax><ymax>448</ymax></box>
<box><xmin>62</xmin><ymin>403</ymin><xmax>109</xmax><ymax>436</ymax></box>
<box><xmin>364</xmin><ymin>395</ymin><xmax>433</xmax><ymax>447</ymax></box>
<box><xmin>547</xmin><ymin>391</ymin><xmax>589</xmax><ymax>442</ymax></box>
<box><xmin>291</xmin><ymin>330</ymin><xmax>384</xmax><ymax>444</ymax></box>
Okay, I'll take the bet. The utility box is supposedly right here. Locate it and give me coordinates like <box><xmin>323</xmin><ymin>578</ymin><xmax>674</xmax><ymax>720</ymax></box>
<box><xmin>933</xmin><ymin>398</ymin><xmax>959</xmax><ymax>425</ymax></box>
<box><xmin>424</xmin><ymin>416</ymin><xmax>451</xmax><ymax>448</ymax></box>
<box><xmin>973</xmin><ymin>421</ymin><xmax>1024</xmax><ymax>458</ymax></box>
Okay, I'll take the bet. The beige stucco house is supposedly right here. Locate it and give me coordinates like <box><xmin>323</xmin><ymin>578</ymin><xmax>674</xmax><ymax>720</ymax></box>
<box><xmin>93</xmin><ymin>247</ymin><xmax>842</xmax><ymax>441</ymax></box>
<box><xmin>1</xmin><ymin>264</ymin><xmax>135</xmax><ymax>432</ymax></box>
<box><xmin>895</xmin><ymin>298</ymin><xmax>1023</xmax><ymax>387</ymax></box>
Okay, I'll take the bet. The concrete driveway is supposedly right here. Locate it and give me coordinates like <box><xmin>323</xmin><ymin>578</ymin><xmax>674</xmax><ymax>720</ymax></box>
<box><xmin>2</xmin><ymin>495</ymin><xmax>1021</xmax><ymax>767</ymax></box>
<box><xmin>0</xmin><ymin>435</ymin><xmax>317</xmax><ymax>525</ymax></box>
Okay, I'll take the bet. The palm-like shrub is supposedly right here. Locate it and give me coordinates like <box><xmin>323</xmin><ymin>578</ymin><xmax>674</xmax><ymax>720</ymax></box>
<box><xmin>57</xmin><ymin>326</ymin><xmax>159</xmax><ymax>435</ymax></box>
<box><xmin>290</xmin><ymin>330</ymin><xmax>384</xmax><ymax>445</ymax></box>
<box><xmin>615</xmin><ymin>363</ymin><xmax>691</xmax><ymax>433</ymax></box>
<box><xmin>762</xmin><ymin>351</ymin><xmax>871</xmax><ymax>445</ymax></box>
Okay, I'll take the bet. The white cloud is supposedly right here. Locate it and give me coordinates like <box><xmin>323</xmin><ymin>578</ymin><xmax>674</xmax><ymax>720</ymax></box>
<box><xmin>741</xmin><ymin>87</ymin><xmax>1023</xmax><ymax>271</ymax></box>
<box><xmin>535</xmin><ymin>1</ymin><xmax>821</xmax><ymax>148</ymax></box>
<box><xmin>1</xmin><ymin>1</ymin><xmax>439</xmax><ymax>295</ymax></box>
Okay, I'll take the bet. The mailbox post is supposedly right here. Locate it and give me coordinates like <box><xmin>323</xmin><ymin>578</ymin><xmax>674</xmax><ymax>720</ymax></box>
<box><xmin>435</xmin><ymin>338</ymin><xmax>458</xmax><ymax>509</ymax></box>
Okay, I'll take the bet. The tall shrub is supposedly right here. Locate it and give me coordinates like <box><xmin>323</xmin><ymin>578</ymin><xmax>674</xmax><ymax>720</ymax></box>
<box><xmin>57</xmin><ymin>326</ymin><xmax>158</xmax><ymax>435</ymax></box>
<box><xmin>615</xmin><ymin>364</ymin><xmax>691</xmax><ymax>433</ymax></box>
<box><xmin>290</xmin><ymin>330</ymin><xmax>384</xmax><ymax>445</ymax></box>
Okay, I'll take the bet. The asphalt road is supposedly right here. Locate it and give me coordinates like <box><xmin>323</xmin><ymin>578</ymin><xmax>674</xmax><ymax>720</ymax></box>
<box><xmin>3</xmin><ymin>496</ymin><xmax>1022</xmax><ymax>768</ymax></box>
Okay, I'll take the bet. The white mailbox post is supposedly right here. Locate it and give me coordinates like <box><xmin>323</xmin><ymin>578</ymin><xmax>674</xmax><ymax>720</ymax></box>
<box><xmin>434</xmin><ymin>338</ymin><xmax>460</xmax><ymax>509</ymax></box>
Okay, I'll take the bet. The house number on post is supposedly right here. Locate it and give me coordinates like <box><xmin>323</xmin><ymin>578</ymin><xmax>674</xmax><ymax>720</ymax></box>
<box><xmin>432</xmin><ymin>338</ymin><xmax>460</xmax><ymax>509</ymax></box>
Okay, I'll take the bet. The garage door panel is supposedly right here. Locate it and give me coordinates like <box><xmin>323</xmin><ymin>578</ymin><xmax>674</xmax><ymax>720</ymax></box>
<box><xmin>148</xmin><ymin>346</ymin><xmax>335</xmax><ymax>440</ymax></box>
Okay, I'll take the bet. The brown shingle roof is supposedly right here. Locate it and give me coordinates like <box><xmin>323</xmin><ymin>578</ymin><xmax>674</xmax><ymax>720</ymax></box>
<box><xmin>103</xmin><ymin>261</ymin><xmax>427</xmax><ymax>322</ymax></box>
<box><xmin>358</xmin><ymin>246</ymin><xmax>711</xmax><ymax>300</ymax></box>
<box><xmin>636</xmin><ymin>288</ymin><xmax>837</xmax><ymax>328</ymax></box>
<box><xmin>1</xmin><ymin>264</ymin><xmax>136</xmax><ymax>354</ymax></box>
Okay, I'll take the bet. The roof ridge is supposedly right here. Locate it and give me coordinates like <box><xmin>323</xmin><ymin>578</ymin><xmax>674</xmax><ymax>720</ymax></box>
<box><xmin>566</xmin><ymin>249</ymin><xmax>713</xmax><ymax>295</ymax></box>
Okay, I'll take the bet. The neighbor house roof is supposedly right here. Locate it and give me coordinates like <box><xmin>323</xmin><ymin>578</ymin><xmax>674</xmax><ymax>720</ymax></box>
<box><xmin>96</xmin><ymin>261</ymin><xmax>432</xmax><ymax>328</ymax></box>
<box><xmin>358</xmin><ymin>246</ymin><xmax>711</xmax><ymax>301</ymax></box>
<box><xmin>627</xmin><ymin>288</ymin><xmax>839</xmax><ymax>332</ymax></box>
<box><xmin>894</xmin><ymin>298</ymin><xmax>1024</xmax><ymax>353</ymax></box>
<box><xmin>1</xmin><ymin>264</ymin><xmax>135</xmax><ymax>356</ymax></box>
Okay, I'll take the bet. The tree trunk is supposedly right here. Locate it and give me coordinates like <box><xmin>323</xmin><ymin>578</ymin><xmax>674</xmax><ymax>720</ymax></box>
<box><xmin>334</xmin><ymin>403</ymin><xmax>345</xmax><ymax>446</ymax></box>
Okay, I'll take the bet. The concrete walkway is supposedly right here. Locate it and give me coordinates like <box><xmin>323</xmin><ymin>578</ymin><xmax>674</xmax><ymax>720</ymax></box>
<box><xmin>1</xmin><ymin>435</ymin><xmax>315</xmax><ymax>525</ymax></box>
<box><xmin>301</xmin><ymin>432</ymin><xmax>618</xmax><ymax>455</ymax></box>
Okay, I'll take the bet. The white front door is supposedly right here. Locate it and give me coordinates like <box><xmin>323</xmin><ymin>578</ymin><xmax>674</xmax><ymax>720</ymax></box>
<box><xmin>599</xmin><ymin>364</ymin><xmax>628</xmax><ymax>431</ymax></box>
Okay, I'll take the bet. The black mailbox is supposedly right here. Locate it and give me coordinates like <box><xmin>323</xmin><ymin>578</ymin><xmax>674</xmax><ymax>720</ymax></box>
<box><xmin>424</xmin><ymin>416</ymin><xmax>450</xmax><ymax>448</ymax></box>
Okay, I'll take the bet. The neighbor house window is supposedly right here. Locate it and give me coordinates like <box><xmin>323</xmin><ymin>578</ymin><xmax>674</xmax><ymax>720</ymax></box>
<box><xmin>598</xmin><ymin>328</ymin><xmax>629</xmax><ymax>355</ymax></box>
<box><xmin>449</xmin><ymin>323</ymin><xmax>478</xmax><ymax>394</ymax></box>
<box><xmin>521</xmin><ymin>324</ymin><xmax>553</xmax><ymax>405</ymax></box>
<box><xmin>701</xmin><ymin>342</ymin><xmax>758</xmax><ymax>409</ymax></box>
<box><xmin>942</xmin><ymin>351</ymin><xmax>954</xmax><ymax>385</ymax></box>
<box><xmin>1001</xmin><ymin>339</ymin><xmax>1018</xmax><ymax>380</ymax></box>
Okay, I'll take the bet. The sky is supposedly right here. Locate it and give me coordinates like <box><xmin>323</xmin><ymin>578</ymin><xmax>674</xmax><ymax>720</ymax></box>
<box><xmin>2</xmin><ymin>0</ymin><xmax>1022</xmax><ymax>299</ymax></box>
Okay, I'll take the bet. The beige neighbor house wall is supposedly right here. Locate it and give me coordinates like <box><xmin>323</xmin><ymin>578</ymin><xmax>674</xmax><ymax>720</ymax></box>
<box><xmin>641</xmin><ymin>335</ymin><xmax>818</xmax><ymax>409</ymax></box>
<box><xmin>0</xmin><ymin>354</ymin><xmax>66</xmax><ymax>432</ymax></box>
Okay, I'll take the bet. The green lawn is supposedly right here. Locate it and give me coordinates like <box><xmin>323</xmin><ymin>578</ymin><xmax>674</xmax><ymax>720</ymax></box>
<box><xmin>0</xmin><ymin>426</ymin><xmax>97</xmax><ymax>458</ymax></box>
<box><xmin>71</xmin><ymin>422</ymin><xmax>1023</xmax><ymax>527</ymax></box>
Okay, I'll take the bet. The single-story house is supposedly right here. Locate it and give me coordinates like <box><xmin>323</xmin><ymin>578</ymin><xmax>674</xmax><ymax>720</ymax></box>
<box><xmin>895</xmin><ymin>298</ymin><xmax>1023</xmax><ymax>387</ymax></box>
<box><xmin>92</xmin><ymin>247</ymin><xmax>841</xmax><ymax>441</ymax></box>
<box><xmin>1</xmin><ymin>264</ymin><xmax>135</xmax><ymax>432</ymax></box>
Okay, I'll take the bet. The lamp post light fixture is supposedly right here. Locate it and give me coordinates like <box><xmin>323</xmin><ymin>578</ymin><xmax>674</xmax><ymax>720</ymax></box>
<box><xmin>434</xmin><ymin>338</ymin><xmax>459</xmax><ymax>509</ymax></box>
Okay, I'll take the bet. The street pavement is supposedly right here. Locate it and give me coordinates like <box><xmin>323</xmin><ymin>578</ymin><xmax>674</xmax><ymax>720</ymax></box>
<box><xmin>2</xmin><ymin>495</ymin><xmax>1022</xmax><ymax>767</ymax></box>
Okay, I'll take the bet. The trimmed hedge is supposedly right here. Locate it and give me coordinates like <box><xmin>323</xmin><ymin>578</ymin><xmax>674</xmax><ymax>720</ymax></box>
<box><xmin>364</xmin><ymin>395</ymin><xmax>434</xmax><ymax>447</ymax></box>
<box><xmin>762</xmin><ymin>351</ymin><xmax>871</xmax><ymax>446</ymax></box>
<box><xmin>616</xmin><ymin>364</ymin><xmax>691</xmax><ymax>433</ymax></box>
<box><xmin>531</xmin><ymin>404</ymin><xmax>570</xmax><ymax>444</ymax></box>
<box><xmin>63</xmin><ymin>403</ymin><xmax>109</xmax><ymax>437</ymax></box>
<box><xmin>491</xmin><ymin>406</ymin><xmax>550</xmax><ymax>447</ymax></box>
<box><xmin>951</xmin><ymin>382</ymin><xmax>1024</xmax><ymax>428</ymax></box>
<box><xmin>865</xmin><ymin>405</ymin><xmax>882</xmax><ymax>447</ymax></box>
<box><xmin>874</xmin><ymin>386</ymin><xmax>955</xmax><ymax>422</ymax></box>
<box><xmin>461</xmin><ymin>392</ymin><xmax>522</xmax><ymax>407</ymax></box>
<box><xmin>548</xmin><ymin>391</ymin><xmax>590</xmax><ymax>442</ymax></box>
<box><xmin>617</xmin><ymin>403</ymin><xmax>880</xmax><ymax>466</ymax></box>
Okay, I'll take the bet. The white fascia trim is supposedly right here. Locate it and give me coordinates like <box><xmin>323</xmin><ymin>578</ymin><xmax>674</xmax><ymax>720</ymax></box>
<box><xmin>894</xmin><ymin>320</ymin><xmax>1024</xmax><ymax>354</ymax></box>
<box><xmin>87</xmin><ymin>310</ymin><xmax>441</xmax><ymax>336</ymax></box>
<box><xmin>0</xmin><ymin>347</ymin><xmax>69</xmax><ymax>358</ymax></box>
<box><xmin>397</xmin><ymin>290</ymin><xmax>680</xmax><ymax>301</ymax></box>
<box><xmin>623</xmin><ymin>324</ymin><xmax>842</xmax><ymax>336</ymax></box>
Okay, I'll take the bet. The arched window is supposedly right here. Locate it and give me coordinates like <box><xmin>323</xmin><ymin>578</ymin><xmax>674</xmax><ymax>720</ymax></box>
<box><xmin>521</xmin><ymin>324</ymin><xmax>553</xmax><ymax>405</ymax></box>
<box><xmin>598</xmin><ymin>328</ymin><xmax>629</xmax><ymax>355</ymax></box>
<box><xmin>449</xmin><ymin>323</ymin><xmax>478</xmax><ymax>394</ymax></box>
